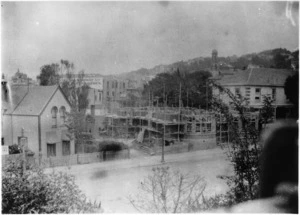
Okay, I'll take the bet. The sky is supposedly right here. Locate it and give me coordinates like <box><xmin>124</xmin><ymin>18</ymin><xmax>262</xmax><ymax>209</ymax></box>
<box><xmin>1</xmin><ymin>1</ymin><xmax>299</xmax><ymax>79</ymax></box>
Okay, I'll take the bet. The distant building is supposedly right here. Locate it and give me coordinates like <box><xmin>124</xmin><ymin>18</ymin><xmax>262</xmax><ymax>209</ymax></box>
<box><xmin>11</xmin><ymin>70</ymin><xmax>37</xmax><ymax>86</ymax></box>
<box><xmin>2</xmin><ymin>85</ymin><xmax>74</xmax><ymax>159</ymax></box>
<box><xmin>211</xmin><ymin>68</ymin><xmax>296</xmax><ymax>118</ymax></box>
<box><xmin>211</xmin><ymin>49</ymin><xmax>219</xmax><ymax>77</ymax></box>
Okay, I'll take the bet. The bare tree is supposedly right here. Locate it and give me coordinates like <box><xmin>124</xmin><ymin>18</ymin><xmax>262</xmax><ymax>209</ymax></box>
<box><xmin>128</xmin><ymin>166</ymin><xmax>206</xmax><ymax>213</ymax></box>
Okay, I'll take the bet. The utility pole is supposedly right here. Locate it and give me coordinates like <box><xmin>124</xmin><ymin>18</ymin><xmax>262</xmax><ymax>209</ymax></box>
<box><xmin>206</xmin><ymin>81</ymin><xmax>208</xmax><ymax>114</ymax></box>
<box><xmin>20</xmin><ymin>128</ymin><xmax>26</xmax><ymax>173</ymax></box>
<box><xmin>161</xmin><ymin>83</ymin><xmax>165</xmax><ymax>163</ymax></box>
<box><xmin>178</xmin><ymin>82</ymin><xmax>181</xmax><ymax>142</ymax></box>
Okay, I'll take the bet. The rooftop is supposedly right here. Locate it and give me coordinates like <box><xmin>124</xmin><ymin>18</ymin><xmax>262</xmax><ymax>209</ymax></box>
<box><xmin>212</xmin><ymin>68</ymin><xmax>296</xmax><ymax>87</ymax></box>
<box><xmin>3</xmin><ymin>85</ymin><xmax>60</xmax><ymax>116</ymax></box>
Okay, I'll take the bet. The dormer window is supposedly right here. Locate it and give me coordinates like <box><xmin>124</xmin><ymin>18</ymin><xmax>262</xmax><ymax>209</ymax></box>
<box><xmin>51</xmin><ymin>106</ymin><xmax>58</xmax><ymax>128</ymax></box>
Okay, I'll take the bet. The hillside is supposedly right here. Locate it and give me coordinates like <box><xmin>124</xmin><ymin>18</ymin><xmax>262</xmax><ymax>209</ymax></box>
<box><xmin>118</xmin><ymin>48</ymin><xmax>298</xmax><ymax>82</ymax></box>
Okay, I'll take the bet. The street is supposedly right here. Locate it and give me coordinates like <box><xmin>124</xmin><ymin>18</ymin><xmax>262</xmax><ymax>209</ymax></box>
<box><xmin>47</xmin><ymin>148</ymin><xmax>233</xmax><ymax>213</ymax></box>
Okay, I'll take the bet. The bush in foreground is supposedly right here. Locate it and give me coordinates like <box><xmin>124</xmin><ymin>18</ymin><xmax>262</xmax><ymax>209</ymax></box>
<box><xmin>129</xmin><ymin>166</ymin><xmax>207</xmax><ymax>213</ymax></box>
<box><xmin>2</xmin><ymin>159</ymin><xmax>102</xmax><ymax>213</ymax></box>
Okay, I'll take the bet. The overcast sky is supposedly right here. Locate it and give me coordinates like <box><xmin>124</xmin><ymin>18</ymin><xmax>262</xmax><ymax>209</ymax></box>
<box><xmin>1</xmin><ymin>1</ymin><xmax>299</xmax><ymax>79</ymax></box>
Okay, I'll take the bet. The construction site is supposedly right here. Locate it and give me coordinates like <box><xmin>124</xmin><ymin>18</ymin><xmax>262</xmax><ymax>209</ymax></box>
<box><xmin>86</xmin><ymin>104</ymin><xmax>260</xmax><ymax>155</ymax></box>
<box><xmin>94</xmin><ymin>106</ymin><xmax>217</xmax><ymax>154</ymax></box>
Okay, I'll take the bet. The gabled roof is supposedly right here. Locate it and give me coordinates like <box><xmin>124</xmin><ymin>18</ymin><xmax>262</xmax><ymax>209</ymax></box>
<box><xmin>213</xmin><ymin>68</ymin><xmax>296</xmax><ymax>87</ymax></box>
<box><xmin>4</xmin><ymin>85</ymin><xmax>68</xmax><ymax>116</ymax></box>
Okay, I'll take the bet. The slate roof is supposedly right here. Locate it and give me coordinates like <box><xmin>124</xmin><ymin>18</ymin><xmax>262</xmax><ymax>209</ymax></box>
<box><xmin>4</xmin><ymin>85</ymin><xmax>60</xmax><ymax>116</ymax></box>
<box><xmin>213</xmin><ymin>68</ymin><xmax>296</xmax><ymax>87</ymax></box>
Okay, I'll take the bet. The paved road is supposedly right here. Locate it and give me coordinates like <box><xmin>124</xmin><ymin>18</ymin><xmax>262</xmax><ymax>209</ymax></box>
<box><xmin>46</xmin><ymin>148</ymin><xmax>233</xmax><ymax>213</ymax></box>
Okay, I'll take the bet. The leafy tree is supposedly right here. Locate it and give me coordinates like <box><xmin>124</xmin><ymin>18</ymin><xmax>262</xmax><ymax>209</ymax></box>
<box><xmin>210</xmin><ymin>82</ymin><xmax>262</xmax><ymax>205</ymax></box>
<box><xmin>143</xmin><ymin>70</ymin><xmax>211</xmax><ymax>109</ymax></box>
<box><xmin>60</xmin><ymin>62</ymin><xmax>89</xmax><ymax>112</ymax></box>
<box><xmin>284</xmin><ymin>72</ymin><xmax>299</xmax><ymax>118</ymax></box>
<box><xmin>273</xmin><ymin>52</ymin><xmax>291</xmax><ymax>69</ymax></box>
<box><xmin>129</xmin><ymin>166</ymin><xmax>206</xmax><ymax>213</ymax></box>
<box><xmin>2</xmin><ymin>158</ymin><xmax>102</xmax><ymax>213</ymax></box>
<box><xmin>37</xmin><ymin>64</ymin><xmax>60</xmax><ymax>86</ymax></box>
<box><xmin>260</xmin><ymin>95</ymin><xmax>275</xmax><ymax>127</ymax></box>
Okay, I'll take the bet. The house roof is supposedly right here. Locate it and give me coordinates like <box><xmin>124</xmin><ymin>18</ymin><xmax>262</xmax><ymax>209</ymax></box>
<box><xmin>213</xmin><ymin>68</ymin><xmax>296</xmax><ymax>87</ymax></box>
<box><xmin>4</xmin><ymin>85</ymin><xmax>64</xmax><ymax>116</ymax></box>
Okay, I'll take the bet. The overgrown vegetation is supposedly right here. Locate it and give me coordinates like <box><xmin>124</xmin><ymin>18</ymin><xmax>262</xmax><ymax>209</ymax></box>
<box><xmin>129</xmin><ymin>166</ymin><xmax>207</xmax><ymax>213</ymax></box>
<box><xmin>2</xmin><ymin>158</ymin><xmax>102</xmax><ymax>213</ymax></box>
<box><xmin>209</xmin><ymin>82</ymin><xmax>264</xmax><ymax>206</ymax></box>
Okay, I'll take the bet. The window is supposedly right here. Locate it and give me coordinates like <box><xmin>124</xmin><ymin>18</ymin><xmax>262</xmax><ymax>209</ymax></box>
<box><xmin>187</xmin><ymin>123</ymin><xmax>192</xmax><ymax>132</ymax></box>
<box><xmin>245</xmin><ymin>87</ymin><xmax>251</xmax><ymax>99</ymax></box>
<box><xmin>51</xmin><ymin>106</ymin><xmax>58</xmax><ymax>128</ymax></box>
<box><xmin>62</xmin><ymin>141</ymin><xmax>70</xmax><ymax>156</ymax></box>
<box><xmin>107</xmin><ymin>81</ymin><xmax>109</xmax><ymax>89</ymax></box>
<box><xmin>107</xmin><ymin>91</ymin><xmax>109</xmax><ymax>96</ymax></box>
<box><xmin>255</xmin><ymin>88</ymin><xmax>261</xmax><ymax>102</ymax></box>
<box><xmin>112</xmin><ymin>92</ymin><xmax>115</xmax><ymax>97</ymax></box>
<box><xmin>91</xmin><ymin>105</ymin><xmax>95</xmax><ymax>116</ymax></box>
<box><xmin>235</xmin><ymin>88</ymin><xmax>241</xmax><ymax>96</ymax></box>
<box><xmin>59</xmin><ymin>106</ymin><xmax>66</xmax><ymax>125</ymax></box>
<box><xmin>196</xmin><ymin>123</ymin><xmax>200</xmax><ymax>132</ymax></box>
<box><xmin>116</xmin><ymin>82</ymin><xmax>118</xmax><ymax>88</ymax></box>
<box><xmin>99</xmin><ymin>92</ymin><xmax>102</xmax><ymax>102</ymax></box>
<box><xmin>207</xmin><ymin>123</ymin><xmax>211</xmax><ymax>132</ymax></box>
<box><xmin>272</xmin><ymin>88</ymin><xmax>276</xmax><ymax>101</ymax></box>
<box><xmin>123</xmin><ymin>83</ymin><xmax>125</xmax><ymax>88</ymax></box>
<box><xmin>47</xmin><ymin>144</ymin><xmax>56</xmax><ymax>157</ymax></box>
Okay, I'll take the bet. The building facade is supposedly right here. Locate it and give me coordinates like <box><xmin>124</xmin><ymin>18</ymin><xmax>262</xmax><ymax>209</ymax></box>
<box><xmin>211</xmin><ymin>68</ymin><xmax>296</xmax><ymax>118</ymax></box>
<box><xmin>2</xmin><ymin>85</ymin><xmax>74</xmax><ymax>158</ymax></box>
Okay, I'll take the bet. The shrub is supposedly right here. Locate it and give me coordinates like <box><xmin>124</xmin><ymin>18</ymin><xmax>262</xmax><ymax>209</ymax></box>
<box><xmin>8</xmin><ymin>144</ymin><xmax>22</xmax><ymax>154</ymax></box>
<box><xmin>98</xmin><ymin>141</ymin><xmax>128</xmax><ymax>152</ymax></box>
<box><xmin>2</xmin><ymin>160</ymin><xmax>102</xmax><ymax>213</ymax></box>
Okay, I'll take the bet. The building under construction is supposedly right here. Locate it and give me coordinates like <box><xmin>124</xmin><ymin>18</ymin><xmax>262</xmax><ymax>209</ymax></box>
<box><xmin>102</xmin><ymin>107</ymin><xmax>218</xmax><ymax>153</ymax></box>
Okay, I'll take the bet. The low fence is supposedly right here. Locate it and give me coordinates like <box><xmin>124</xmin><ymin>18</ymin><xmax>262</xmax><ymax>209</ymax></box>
<box><xmin>2</xmin><ymin>149</ymin><xmax>130</xmax><ymax>168</ymax></box>
<box><xmin>2</xmin><ymin>153</ymin><xmax>36</xmax><ymax>167</ymax></box>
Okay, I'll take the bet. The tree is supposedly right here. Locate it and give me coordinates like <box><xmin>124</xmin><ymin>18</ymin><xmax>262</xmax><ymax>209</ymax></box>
<box><xmin>60</xmin><ymin>61</ymin><xmax>89</xmax><ymax>112</ymax></box>
<box><xmin>284</xmin><ymin>73</ymin><xmax>299</xmax><ymax>118</ymax></box>
<box><xmin>273</xmin><ymin>52</ymin><xmax>291</xmax><ymax>69</ymax></box>
<box><xmin>37</xmin><ymin>64</ymin><xmax>60</xmax><ymax>86</ymax></box>
<box><xmin>260</xmin><ymin>95</ymin><xmax>275</xmax><ymax>127</ymax></box>
<box><xmin>58</xmin><ymin>60</ymin><xmax>91</xmax><ymax>150</ymax></box>
<box><xmin>128</xmin><ymin>166</ymin><xmax>207</xmax><ymax>213</ymax></box>
<box><xmin>2</xmin><ymin>158</ymin><xmax>102</xmax><ymax>213</ymax></box>
<box><xmin>210</xmin><ymin>82</ymin><xmax>262</xmax><ymax>204</ymax></box>
<box><xmin>143</xmin><ymin>70</ymin><xmax>211</xmax><ymax>108</ymax></box>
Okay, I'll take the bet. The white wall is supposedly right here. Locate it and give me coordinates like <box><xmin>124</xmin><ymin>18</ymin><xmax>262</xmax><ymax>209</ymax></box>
<box><xmin>213</xmin><ymin>85</ymin><xmax>290</xmax><ymax>107</ymax></box>
<box><xmin>40</xmin><ymin>89</ymin><xmax>74</xmax><ymax>157</ymax></box>
<box><xmin>2</xmin><ymin>115</ymin><xmax>39</xmax><ymax>154</ymax></box>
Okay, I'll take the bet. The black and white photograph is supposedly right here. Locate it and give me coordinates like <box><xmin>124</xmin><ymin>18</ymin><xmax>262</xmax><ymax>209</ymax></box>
<box><xmin>1</xmin><ymin>1</ymin><xmax>299</xmax><ymax>213</ymax></box>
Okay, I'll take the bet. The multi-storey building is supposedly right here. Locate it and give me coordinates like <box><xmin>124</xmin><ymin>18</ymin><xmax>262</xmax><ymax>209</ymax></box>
<box><xmin>211</xmin><ymin>68</ymin><xmax>296</xmax><ymax>118</ymax></box>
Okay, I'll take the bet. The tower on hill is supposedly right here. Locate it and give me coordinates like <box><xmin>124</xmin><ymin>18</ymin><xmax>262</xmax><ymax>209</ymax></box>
<box><xmin>211</xmin><ymin>49</ymin><xmax>219</xmax><ymax>77</ymax></box>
